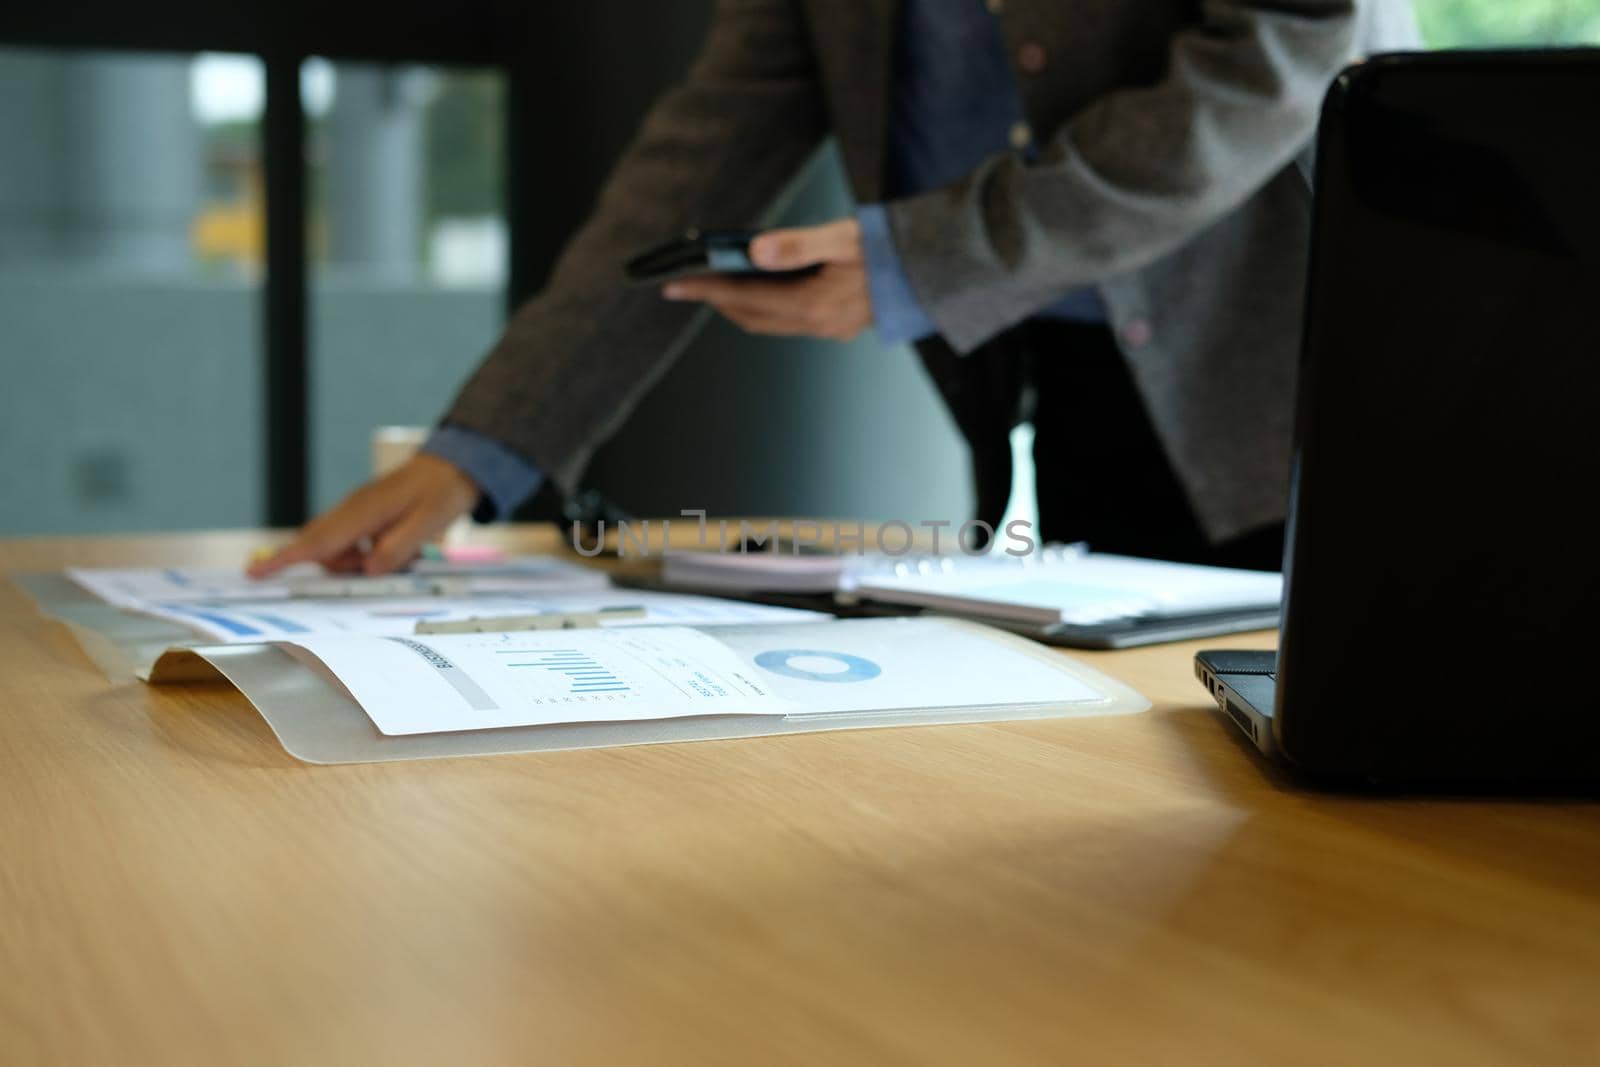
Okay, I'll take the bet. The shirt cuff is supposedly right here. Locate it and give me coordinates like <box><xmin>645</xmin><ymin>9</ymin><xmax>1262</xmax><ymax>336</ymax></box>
<box><xmin>422</xmin><ymin>425</ymin><xmax>544</xmax><ymax>522</ymax></box>
<box><xmin>857</xmin><ymin>204</ymin><xmax>939</xmax><ymax>346</ymax></box>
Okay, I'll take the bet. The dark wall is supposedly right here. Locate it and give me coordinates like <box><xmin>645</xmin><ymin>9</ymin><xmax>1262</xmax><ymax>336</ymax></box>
<box><xmin>510</xmin><ymin>2</ymin><xmax>719</xmax><ymax>298</ymax></box>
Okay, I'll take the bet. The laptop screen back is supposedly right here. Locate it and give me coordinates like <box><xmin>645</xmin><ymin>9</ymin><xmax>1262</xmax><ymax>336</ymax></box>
<box><xmin>1275</xmin><ymin>51</ymin><xmax>1600</xmax><ymax>782</ymax></box>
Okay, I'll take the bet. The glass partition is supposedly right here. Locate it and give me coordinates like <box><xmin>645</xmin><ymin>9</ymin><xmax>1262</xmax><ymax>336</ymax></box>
<box><xmin>0</xmin><ymin>47</ymin><xmax>265</xmax><ymax>535</ymax></box>
<box><xmin>306</xmin><ymin>61</ymin><xmax>508</xmax><ymax>512</ymax></box>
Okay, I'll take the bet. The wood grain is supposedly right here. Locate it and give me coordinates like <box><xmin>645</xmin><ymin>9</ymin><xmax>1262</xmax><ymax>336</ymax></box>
<box><xmin>2</xmin><ymin>527</ymin><xmax>1597</xmax><ymax>1066</ymax></box>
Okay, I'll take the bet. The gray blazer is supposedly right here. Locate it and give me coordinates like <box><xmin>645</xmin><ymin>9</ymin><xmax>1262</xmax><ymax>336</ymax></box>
<box><xmin>444</xmin><ymin>0</ymin><xmax>1420</xmax><ymax>542</ymax></box>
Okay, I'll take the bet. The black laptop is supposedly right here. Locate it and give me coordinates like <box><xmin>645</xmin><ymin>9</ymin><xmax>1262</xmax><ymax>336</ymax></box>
<box><xmin>1196</xmin><ymin>50</ymin><xmax>1600</xmax><ymax>786</ymax></box>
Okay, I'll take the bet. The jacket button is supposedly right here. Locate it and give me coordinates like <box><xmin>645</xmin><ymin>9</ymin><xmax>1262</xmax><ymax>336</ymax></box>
<box><xmin>1018</xmin><ymin>42</ymin><xmax>1047</xmax><ymax>74</ymax></box>
<box><xmin>1122</xmin><ymin>319</ymin><xmax>1154</xmax><ymax>348</ymax></box>
<box><xmin>1008</xmin><ymin>120</ymin><xmax>1032</xmax><ymax>150</ymax></box>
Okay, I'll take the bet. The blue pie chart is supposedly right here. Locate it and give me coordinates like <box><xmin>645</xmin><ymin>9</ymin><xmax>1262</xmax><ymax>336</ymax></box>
<box><xmin>754</xmin><ymin>649</ymin><xmax>882</xmax><ymax>683</ymax></box>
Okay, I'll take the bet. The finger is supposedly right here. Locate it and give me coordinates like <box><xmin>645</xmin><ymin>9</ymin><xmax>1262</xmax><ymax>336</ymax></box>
<box><xmin>247</xmin><ymin>542</ymin><xmax>310</xmax><ymax>579</ymax></box>
<box><xmin>662</xmin><ymin>275</ymin><xmax>808</xmax><ymax>304</ymax></box>
<box><xmin>704</xmin><ymin>284</ymin><xmax>808</xmax><ymax>317</ymax></box>
<box><xmin>669</xmin><ymin>273</ymin><xmax>836</xmax><ymax>317</ymax></box>
<box><xmin>365</xmin><ymin>505</ymin><xmax>459</xmax><ymax>576</ymax></box>
<box><xmin>661</xmin><ymin>279</ymin><xmax>716</xmax><ymax>302</ymax></box>
<box><xmin>711</xmin><ymin>299</ymin><xmax>810</xmax><ymax>337</ymax></box>
<box><xmin>250</xmin><ymin>490</ymin><xmax>404</xmax><ymax>577</ymax></box>
<box><xmin>749</xmin><ymin>220</ymin><xmax>857</xmax><ymax>270</ymax></box>
<box><xmin>322</xmin><ymin>546</ymin><xmax>368</xmax><ymax>574</ymax></box>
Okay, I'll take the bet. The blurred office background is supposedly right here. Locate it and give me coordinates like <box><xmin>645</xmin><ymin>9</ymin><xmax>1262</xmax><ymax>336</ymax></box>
<box><xmin>1</xmin><ymin>0</ymin><xmax>1597</xmax><ymax>536</ymax></box>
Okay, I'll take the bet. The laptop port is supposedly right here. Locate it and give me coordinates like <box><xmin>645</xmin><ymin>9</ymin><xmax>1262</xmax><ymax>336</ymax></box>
<box><xmin>1223</xmin><ymin>697</ymin><xmax>1257</xmax><ymax>742</ymax></box>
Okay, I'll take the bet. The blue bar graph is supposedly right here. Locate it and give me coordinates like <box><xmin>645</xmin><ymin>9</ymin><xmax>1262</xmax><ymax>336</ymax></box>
<box><xmin>499</xmin><ymin>648</ymin><xmax>631</xmax><ymax>694</ymax></box>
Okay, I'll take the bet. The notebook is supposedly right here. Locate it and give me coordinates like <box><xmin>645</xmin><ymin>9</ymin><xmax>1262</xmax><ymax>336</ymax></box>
<box><xmin>658</xmin><ymin>545</ymin><xmax>1283</xmax><ymax>649</ymax></box>
<box><xmin>852</xmin><ymin>551</ymin><xmax>1281</xmax><ymax>620</ymax></box>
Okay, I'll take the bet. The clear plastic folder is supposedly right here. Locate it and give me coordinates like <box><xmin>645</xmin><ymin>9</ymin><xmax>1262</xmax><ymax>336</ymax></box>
<box><xmin>15</xmin><ymin>574</ymin><xmax>1148</xmax><ymax>765</ymax></box>
<box><xmin>145</xmin><ymin>617</ymin><xmax>1147</xmax><ymax>764</ymax></box>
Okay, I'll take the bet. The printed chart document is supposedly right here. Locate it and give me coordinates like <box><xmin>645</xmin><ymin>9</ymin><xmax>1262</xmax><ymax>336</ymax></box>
<box><xmin>708</xmin><ymin>619</ymin><xmax>1104</xmax><ymax>714</ymax></box>
<box><xmin>281</xmin><ymin>619</ymin><xmax>1109</xmax><ymax>736</ymax></box>
<box><xmin>68</xmin><ymin>566</ymin><xmax>303</xmax><ymax>607</ymax></box>
<box><xmin>132</xmin><ymin>588</ymin><xmax>821</xmax><ymax>642</ymax></box>
<box><xmin>289</xmin><ymin>627</ymin><xmax>795</xmax><ymax>734</ymax></box>
<box><xmin>144</xmin><ymin>618</ymin><xmax>1150</xmax><ymax>762</ymax></box>
<box><xmin>67</xmin><ymin>556</ymin><xmax>608</xmax><ymax>611</ymax></box>
<box><xmin>63</xmin><ymin>563</ymin><xmax>821</xmax><ymax>644</ymax></box>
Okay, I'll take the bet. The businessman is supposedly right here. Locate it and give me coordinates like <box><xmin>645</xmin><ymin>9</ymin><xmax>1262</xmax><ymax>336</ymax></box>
<box><xmin>253</xmin><ymin>0</ymin><xmax>1418</xmax><ymax>578</ymax></box>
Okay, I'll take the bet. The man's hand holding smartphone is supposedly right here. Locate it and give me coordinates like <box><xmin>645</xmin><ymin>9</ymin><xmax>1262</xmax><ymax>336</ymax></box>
<box><xmin>660</xmin><ymin>218</ymin><xmax>872</xmax><ymax>342</ymax></box>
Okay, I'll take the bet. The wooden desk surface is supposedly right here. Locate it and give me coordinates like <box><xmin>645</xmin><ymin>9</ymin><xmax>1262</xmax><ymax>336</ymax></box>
<box><xmin>2</xmin><ymin>527</ymin><xmax>1597</xmax><ymax>1066</ymax></box>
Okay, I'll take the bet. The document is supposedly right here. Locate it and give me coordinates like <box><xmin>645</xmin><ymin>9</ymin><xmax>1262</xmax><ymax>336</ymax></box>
<box><xmin>67</xmin><ymin>556</ymin><xmax>608</xmax><ymax>611</ymax></box>
<box><xmin>289</xmin><ymin>626</ymin><xmax>795</xmax><ymax>734</ymax></box>
<box><xmin>281</xmin><ymin>618</ymin><xmax>1108</xmax><ymax>736</ymax></box>
<box><xmin>852</xmin><ymin>553</ymin><xmax>1282</xmax><ymax>626</ymax></box>
<box><xmin>662</xmin><ymin>544</ymin><xmax>1088</xmax><ymax>594</ymax></box>
<box><xmin>69</xmin><ymin>566</ymin><xmax>301</xmax><ymax>607</ymax></box>
<box><xmin>130</xmin><ymin>588</ymin><xmax>822</xmax><ymax>642</ymax></box>
<box><xmin>65</xmin><ymin>560</ymin><xmax>818</xmax><ymax>644</ymax></box>
<box><xmin>707</xmin><ymin>619</ymin><xmax>1104</xmax><ymax>714</ymax></box>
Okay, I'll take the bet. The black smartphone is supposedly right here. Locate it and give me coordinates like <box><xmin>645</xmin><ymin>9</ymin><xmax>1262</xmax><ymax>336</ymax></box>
<box><xmin>624</xmin><ymin>229</ymin><xmax>822</xmax><ymax>284</ymax></box>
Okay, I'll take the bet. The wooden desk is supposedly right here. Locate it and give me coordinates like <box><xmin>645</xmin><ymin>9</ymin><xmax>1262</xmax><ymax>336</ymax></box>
<box><xmin>2</xmin><ymin>527</ymin><xmax>1597</xmax><ymax>1065</ymax></box>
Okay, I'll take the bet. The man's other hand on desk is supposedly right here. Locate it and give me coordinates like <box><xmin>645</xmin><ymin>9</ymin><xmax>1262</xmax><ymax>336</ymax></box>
<box><xmin>662</xmin><ymin>219</ymin><xmax>872</xmax><ymax>342</ymax></box>
<box><xmin>248</xmin><ymin>454</ymin><xmax>479</xmax><ymax>578</ymax></box>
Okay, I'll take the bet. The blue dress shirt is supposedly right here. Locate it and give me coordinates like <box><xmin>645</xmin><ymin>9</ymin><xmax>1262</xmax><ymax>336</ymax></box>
<box><xmin>859</xmin><ymin>0</ymin><xmax>1107</xmax><ymax>344</ymax></box>
<box><xmin>423</xmin><ymin>423</ymin><xmax>544</xmax><ymax>522</ymax></box>
<box><xmin>428</xmin><ymin>0</ymin><xmax>1104</xmax><ymax>517</ymax></box>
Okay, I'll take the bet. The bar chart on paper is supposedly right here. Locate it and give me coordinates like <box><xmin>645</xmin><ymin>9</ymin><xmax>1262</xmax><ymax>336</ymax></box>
<box><xmin>501</xmin><ymin>648</ymin><xmax>630</xmax><ymax>695</ymax></box>
<box><xmin>463</xmin><ymin>627</ymin><xmax>786</xmax><ymax>715</ymax></box>
<box><xmin>288</xmin><ymin>627</ymin><xmax>793</xmax><ymax>734</ymax></box>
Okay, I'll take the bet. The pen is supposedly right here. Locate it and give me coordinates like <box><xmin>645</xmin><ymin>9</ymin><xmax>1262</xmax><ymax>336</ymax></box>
<box><xmin>413</xmin><ymin>606</ymin><xmax>647</xmax><ymax>634</ymax></box>
<box><xmin>285</xmin><ymin>575</ymin><xmax>475</xmax><ymax>599</ymax></box>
